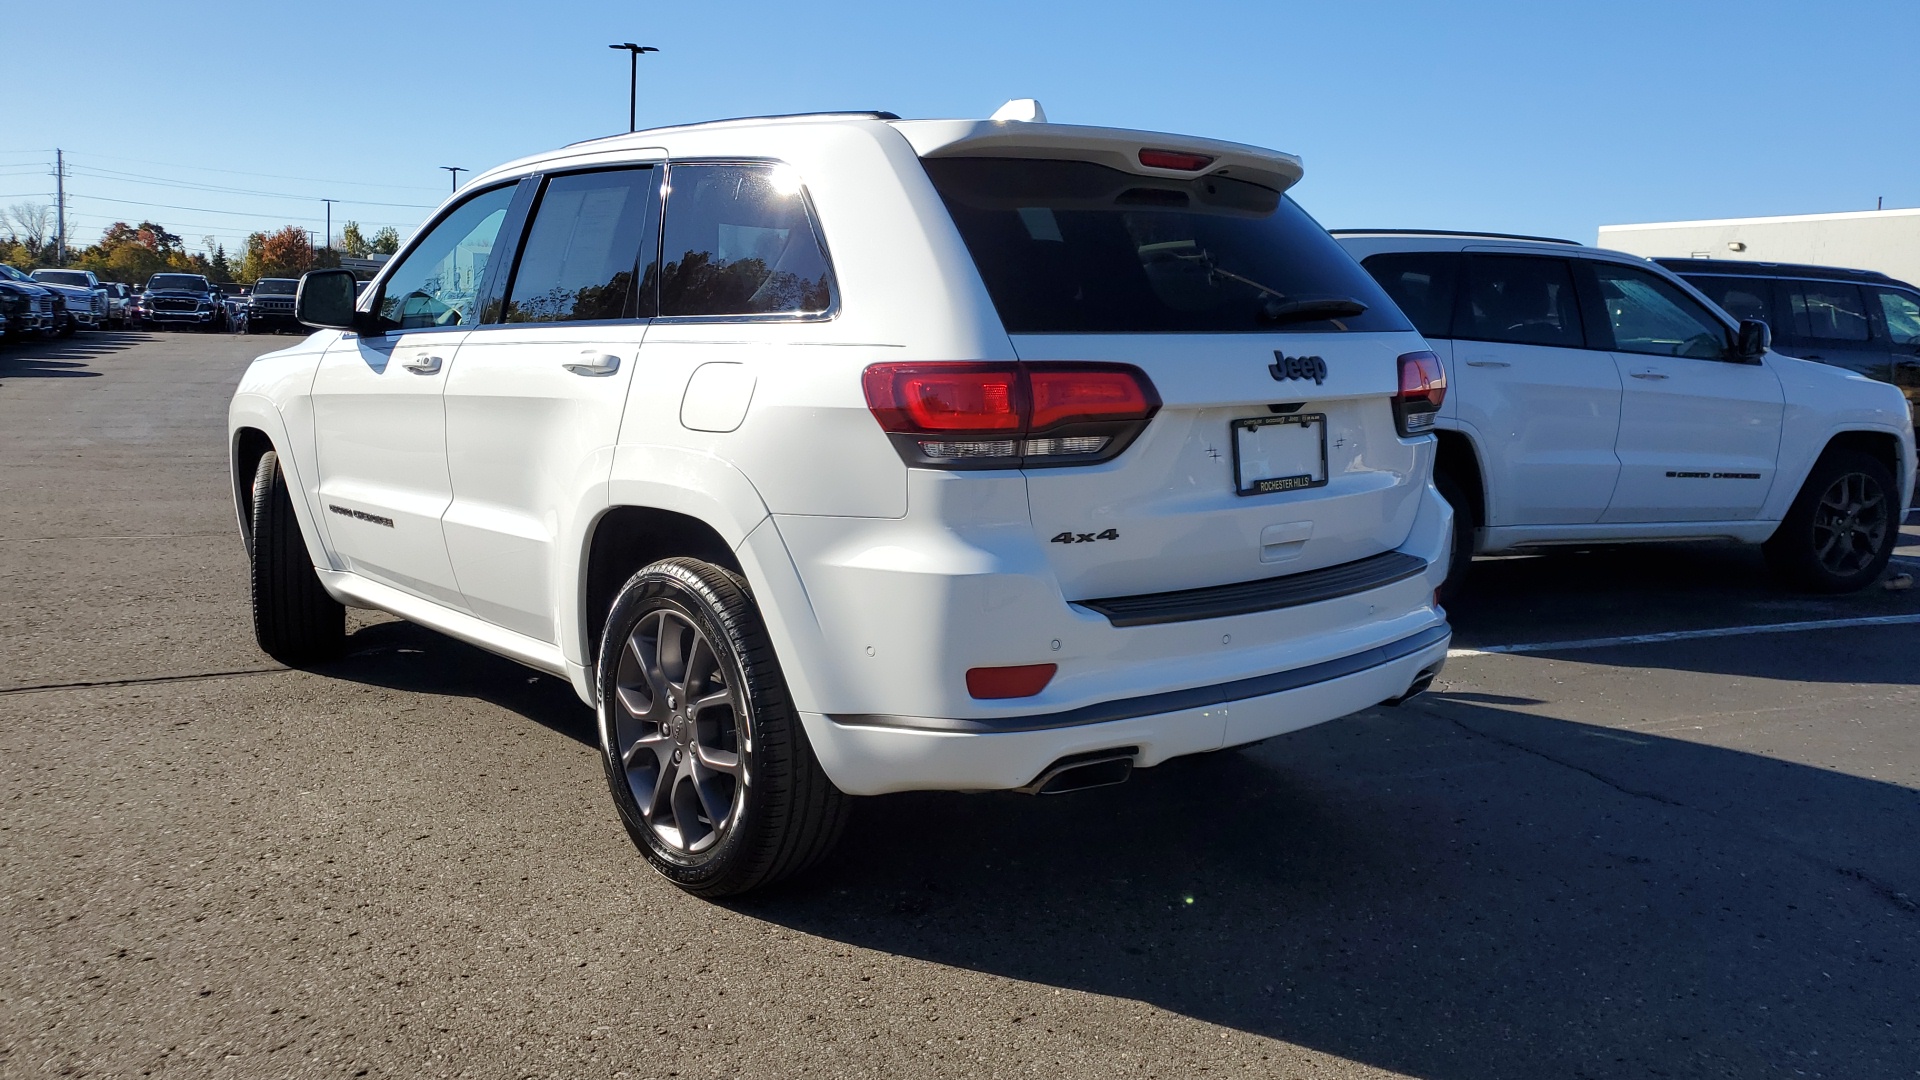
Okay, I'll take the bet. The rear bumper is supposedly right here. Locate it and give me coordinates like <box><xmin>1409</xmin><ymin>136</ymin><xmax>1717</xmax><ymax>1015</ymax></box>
<box><xmin>800</xmin><ymin>621</ymin><xmax>1449</xmax><ymax>795</ymax></box>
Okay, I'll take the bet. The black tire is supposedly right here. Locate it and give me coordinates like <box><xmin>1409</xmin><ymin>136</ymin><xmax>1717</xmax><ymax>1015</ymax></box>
<box><xmin>1434</xmin><ymin>468</ymin><xmax>1476</xmax><ymax>603</ymax></box>
<box><xmin>1764</xmin><ymin>448</ymin><xmax>1899</xmax><ymax>593</ymax></box>
<box><xmin>596</xmin><ymin>558</ymin><xmax>850</xmax><ymax>898</ymax></box>
<box><xmin>58</xmin><ymin>315</ymin><xmax>76</xmax><ymax>338</ymax></box>
<box><xmin>249</xmin><ymin>451</ymin><xmax>345</xmax><ymax>664</ymax></box>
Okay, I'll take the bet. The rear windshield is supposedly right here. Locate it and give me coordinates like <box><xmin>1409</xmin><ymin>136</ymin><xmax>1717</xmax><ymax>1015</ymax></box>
<box><xmin>923</xmin><ymin>158</ymin><xmax>1408</xmax><ymax>334</ymax></box>
<box><xmin>149</xmin><ymin>274</ymin><xmax>207</xmax><ymax>291</ymax></box>
<box><xmin>253</xmin><ymin>279</ymin><xmax>297</xmax><ymax>295</ymax></box>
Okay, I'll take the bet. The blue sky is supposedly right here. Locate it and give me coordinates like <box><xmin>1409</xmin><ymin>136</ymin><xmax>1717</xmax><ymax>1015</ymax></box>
<box><xmin>6</xmin><ymin>0</ymin><xmax>1916</xmax><ymax>255</ymax></box>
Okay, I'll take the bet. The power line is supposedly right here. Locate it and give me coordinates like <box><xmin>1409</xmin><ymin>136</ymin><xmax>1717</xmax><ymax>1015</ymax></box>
<box><xmin>56</xmin><ymin>192</ymin><xmax>418</xmax><ymax>227</ymax></box>
<box><xmin>50</xmin><ymin>149</ymin><xmax>446</xmax><ymax>193</ymax></box>
<box><xmin>67</xmin><ymin>164</ymin><xmax>437</xmax><ymax>208</ymax></box>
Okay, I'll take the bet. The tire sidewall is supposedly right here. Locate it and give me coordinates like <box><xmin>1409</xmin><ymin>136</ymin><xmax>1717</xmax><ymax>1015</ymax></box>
<box><xmin>1773</xmin><ymin>451</ymin><xmax>1899</xmax><ymax>592</ymax></box>
<box><xmin>595</xmin><ymin>563</ymin><xmax>765</xmax><ymax>890</ymax></box>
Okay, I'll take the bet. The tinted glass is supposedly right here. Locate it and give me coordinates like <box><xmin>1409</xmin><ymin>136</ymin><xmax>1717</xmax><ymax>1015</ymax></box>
<box><xmin>148</xmin><ymin>274</ymin><xmax>207</xmax><ymax>291</ymax></box>
<box><xmin>1461</xmin><ymin>255</ymin><xmax>1583</xmax><ymax>347</ymax></box>
<box><xmin>253</xmin><ymin>279</ymin><xmax>297</xmax><ymax>295</ymax></box>
<box><xmin>1361</xmin><ymin>252</ymin><xmax>1459</xmax><ymax>339</ymax></box>
<box><xmin>1685</xmin><ymin>274</ymin><xmax>1772</xmax><ymax>325</ymax></box>
<box><xmin>378</xmin><ymin>184</ymin><xmax>514</xmax><ymax>330</ymax></box>
<box><xmin>1589</xmin><ymin>263</ymin><xmax>1729</xmax><ymax>358</ymax></box>
<box><xmin>503</xmin><ymin>168</ymin><xmax>658</xmax><ymax>323</ymax></box>
<box><xmin>34</xmin><ymin>270</ymin><xmax>90</xmax><ymax>287</ymax></box>
<box><xmin>925</xmin><ymin>158</ymin><xmax>1407</xmax><ymax>334</ymax></box>
<box><xmin>1792</xmin><ymin>281</ymin><xmax>1870</xmax><ymax>342</ymax></box>
<box><xmin>658</xmin><ymin>164</ymin><xmax>833</xmax><ymax>317</ymax></box>
<box><xmin>1874</xmin><ymin>288</ymin><xmax>1920</xmax><ymax>346</ymax></box>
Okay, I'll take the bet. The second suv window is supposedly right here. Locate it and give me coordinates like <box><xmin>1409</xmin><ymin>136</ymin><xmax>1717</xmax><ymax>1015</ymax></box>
<box><xmin>1362</xmin><ymin>252</ymin><xmax>1459</xmax><ymax>339</ymax></box>
<box><xmin>1461</xmin><ymin>255</ymin><xmax>1583</xmax><ymax>348</ymax></box>
<box><xmin>1589</xmin><ymin>263</ymin><xmax>1728</xmax><ymax>358</ymax></box>
<box><xmin>658</xmin><ymin>164</ymin><xmax>834</xmax><ymax>318</ymax></box>
<box><xmin>503</xmin><ymin>168</ymin><xmax>660</xmax><ymax>323</ymax></box>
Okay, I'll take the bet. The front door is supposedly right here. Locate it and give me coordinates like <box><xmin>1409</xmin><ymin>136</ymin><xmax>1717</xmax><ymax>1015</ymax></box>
<box><xmin>310</xmin><ymin>182</ymin><xmax>518</xmax><ymax>607</ymax></box>
<box><xmin>1867</xmin><ymin>285</ymin><xmax>1920</xmax><ymax>429</ymax></box>
<box><xmin>1452</xmin><ymin>253</ymin><xmax>1622</xmax><ymax>525</ymax></box>
<box><xmin>1584</xmin><ymin>261</ymin><xmax>1784</xmax><ymax>523</ymax></box>
<box><xmin>442</xmin><ymin>165</ymin><xmax>660</xmax><ymax>643</ymax></box>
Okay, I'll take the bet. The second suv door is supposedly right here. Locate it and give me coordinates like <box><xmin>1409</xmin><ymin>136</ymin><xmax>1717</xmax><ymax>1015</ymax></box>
<box><xmin>442</xmin><ymin>166</ymin><xmax>661</xmax><ymax>643</ymax></box>
<box><xmin>1583</xmin><ymin>261</ymin><xmax>1783</xmax><ymax>523</ymax></box>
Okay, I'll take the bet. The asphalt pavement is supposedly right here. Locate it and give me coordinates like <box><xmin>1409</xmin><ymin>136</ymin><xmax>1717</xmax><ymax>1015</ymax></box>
<box><xmin>3</xmin><ymin>331</ymin><xmax>1917</xmax><ymax>1079</ymax></box>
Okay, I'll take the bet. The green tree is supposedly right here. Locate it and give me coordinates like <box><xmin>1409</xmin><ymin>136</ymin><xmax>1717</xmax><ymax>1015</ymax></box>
<box><xmin>338</xmin><ymin>221</ymin><xmax>370</xmax><ymax>259</ymax></box>
<box><xmin>370</xmin><ymin>226</ymin><xmax>400</xmax><ymax>255</ymax></box>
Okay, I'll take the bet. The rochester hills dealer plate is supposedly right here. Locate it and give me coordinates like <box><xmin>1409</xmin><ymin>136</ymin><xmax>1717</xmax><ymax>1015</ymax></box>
<box><xmin>1232</xmin><ymin>413</ymin><xmax>1328</xmax><ymax>496</ymax></box>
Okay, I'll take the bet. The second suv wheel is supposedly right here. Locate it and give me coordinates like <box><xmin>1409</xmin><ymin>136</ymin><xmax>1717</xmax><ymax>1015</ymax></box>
<box><xmin>596</xmin><ymin>558</ymin><xmax>850</xmax><ymax>897</ymax></box>
<box><xmin>249</xmin><ymin>451</ymin><xmax>346</xmax><ymax>664</ymax></box>
<box><xmin>1764</xmin><ymin>448</ymin><xmax>1899</xmax><ymax>593</ymax></box>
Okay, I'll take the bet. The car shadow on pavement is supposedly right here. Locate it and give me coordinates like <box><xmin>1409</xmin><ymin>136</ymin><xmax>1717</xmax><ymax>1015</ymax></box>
<box><xmin>0</xmin><ymin>331</ymin><xmax>156</xmax><ymax>375</ymax></box>
<box><xmin>740</xmin><ymin>699</ymin><xmax>1919</xmax><ymax>1079</ymax></box>
<box><xmin>317</xmin><ymin>618</ymin><xmax>598</xmax><ymax>748</ymax></box>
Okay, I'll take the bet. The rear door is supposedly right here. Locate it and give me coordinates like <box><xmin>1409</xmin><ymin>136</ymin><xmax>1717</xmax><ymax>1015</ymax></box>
<box><xmin>1581</xmin><ymin>260</ymin><xmax>1783</xmax><ymax>523</ymax></box>
<box><xmin>923</xmin><ymin>157</ymin><xmax>1427</xmax><ymax>599</ymax></box>
<box><xmin>1452</xmin><ymin>252</ymin><xmax>1621</xmax><ymax>525</ymax></box>
<box><xmin>442</xmin><ymin>165</ymin><xmax>660</xmax><ymax>643</ymax></box>
<box><xmin>1867</xmin><ymin>285</ymin><xmax>1920</xmax><ymax>427</ymax></box>
<box><xmin>1774</xmin><ymin>278</ymin><xmax>1890</xmax><ymax>382</ymax></box>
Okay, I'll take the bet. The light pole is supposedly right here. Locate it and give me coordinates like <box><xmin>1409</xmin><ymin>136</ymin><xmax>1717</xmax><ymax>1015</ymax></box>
<box><xmin>320</xmin><ymin>198</ymin><xmax>338</xmax><ymax>256</ymax></box>
<box><xmin>607</xmin><ymin>43</ymin><xmax>658</xmax><ymax>132</ymax></box>
<box><xmin>440</xmin><ymin>166</ymin><xmax>467</xmax><ymax>192</ymax></box>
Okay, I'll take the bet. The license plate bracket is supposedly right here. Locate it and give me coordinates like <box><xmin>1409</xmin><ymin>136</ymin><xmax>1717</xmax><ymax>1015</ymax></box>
<box><xmin>1231</xmin><ymin>413</ymin><xmax>1328</xmax><ymax>496</ymax></box>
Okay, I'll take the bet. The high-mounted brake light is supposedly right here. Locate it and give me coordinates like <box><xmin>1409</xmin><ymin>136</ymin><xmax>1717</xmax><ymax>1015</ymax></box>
<box><xmin>1392</xmin><ymin>350</ymin><xmax>1447</xmax><ymax>437</ymax></box>
<box><xmin>863</xmin><ymin>362</ymin><xmax>1160</xmax><ymax>469</ymax></box>
<box><xmin>1138</xmin><ymin>148</ymin><xmax>1215</xmax><ymax>172</ymax></box>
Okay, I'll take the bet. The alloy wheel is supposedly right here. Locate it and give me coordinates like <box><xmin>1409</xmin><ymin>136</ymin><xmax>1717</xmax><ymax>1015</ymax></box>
<box><xmin>1809</xmin><ymin>471</ymin><xmax>1888</xmax><ymax>577</ymax></box>
<box><xmin>611</xmin><ymin>608</ymin><xmax>747</xmax><ymax>854</ymax></box>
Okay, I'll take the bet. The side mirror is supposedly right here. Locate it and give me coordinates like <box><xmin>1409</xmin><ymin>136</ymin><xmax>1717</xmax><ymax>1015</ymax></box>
<box><xmin>296</xmin><ymin>268</ymin><xmax>360</xmax><ymax>330</ymax></box>
<box><xmin>1735</xmin><ymin>318</ymin><xmax>1771</xmax><ymax>362</ymax></box>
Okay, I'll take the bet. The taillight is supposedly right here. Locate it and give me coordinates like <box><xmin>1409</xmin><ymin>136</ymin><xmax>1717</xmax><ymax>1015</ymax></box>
<box><xmin>863</xmin><ymin>362</ymin><xmax>1160</xmax><ymax>469</ymax></box>
<box><xmin>1392</xmin><ymin>350</ymin><xmax>1446</xmax><ymax>437</ymax></box>
<box><xmin>1138</xmin><ymin>148</ymin><xmax>1216</xmax><ymax>171</ymax></box>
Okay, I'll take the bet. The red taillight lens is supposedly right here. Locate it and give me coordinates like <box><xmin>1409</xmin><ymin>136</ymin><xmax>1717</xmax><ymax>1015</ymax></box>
<box><xmin>1138</xmin><ymin>148</ymin><xmax>1216</xmax><ymax>171</ymax></box>
<box><xmin>1393</xmin><ymin>350</ymin><xmax>1447</xmax><ymax>436</ymax></box>
<box><xmin>864</xmin><ymin>362</ymin><xmax>1160</xmax><ymax>469</ymax></box>
<box><xmin>966</xmin><ymin>663</ymin><xmax>1057</xmax><ymax>699</ymax></box>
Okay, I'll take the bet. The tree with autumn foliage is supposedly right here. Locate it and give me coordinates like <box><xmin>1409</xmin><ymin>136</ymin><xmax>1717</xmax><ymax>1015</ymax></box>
<box><xmin>237</xmin><ymin>226</ymin><xmax>315</xmax><ymax>282</ymax></box>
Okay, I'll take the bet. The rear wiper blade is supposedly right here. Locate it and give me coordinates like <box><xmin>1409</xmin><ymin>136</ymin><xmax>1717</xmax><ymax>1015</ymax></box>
<box><xmin>1259</xmin><ymin>296</ymin><xmax>1369</xmax><ymax>325</ymax></box>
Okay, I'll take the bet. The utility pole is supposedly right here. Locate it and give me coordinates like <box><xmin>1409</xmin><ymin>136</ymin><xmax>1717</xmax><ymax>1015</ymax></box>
<box><xmin>320</xmin><ymin>198</ymin><xmax>338</xmax><ymax>254</ymax></box>
<box><xmin>54</xmin><ymin>148</ymin><xmax>66</xmax><ymax>264</ymax></box>
<box><xmin>607</xmin><ymin>44</ymin><xmax>659</xmax><ymax>132</ymax></box>
<box><xmin>440</xmin><ymin>166</ymin><xmax>466</xmax><ymax>193</ymax></box>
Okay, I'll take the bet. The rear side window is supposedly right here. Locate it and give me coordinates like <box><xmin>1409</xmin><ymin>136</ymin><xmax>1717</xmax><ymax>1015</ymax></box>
<box><xmin>1361</xmin><ymin>252</ymin><xmax>1459</xmax><ymax>339</ymax></box>
<box><xmin>924</xmin><ymin>158</ymin><xmax>1407</xmax><ymax>334</ymax></box>
<box><xmin>1789</xmin><ymin>281</ymin><xmax>1871</xmax><ymax>343</ymax></box>
<box><xmin>503</xmin><ymin>168</ymin><xmax>660</xmax><ymax>323</ymax></box>
<box><xmin>658</xmin><ymin>163</ymin><xmax>834</xmax><ymax>318</ymax></box>
<box><xmin>1873</xmin><ymin>287</ymin><xmax>1920</xmax><ymax>346</ymax></box>
<box><xmin>1686</xmin><ymin>275</ymin><xmax>1773</xmax><ymax>325</ymax></box>
<box><xmin>1460</xmin><ymin>255</ymin><xmax>1583</xmax><ymax>348</ymax></box>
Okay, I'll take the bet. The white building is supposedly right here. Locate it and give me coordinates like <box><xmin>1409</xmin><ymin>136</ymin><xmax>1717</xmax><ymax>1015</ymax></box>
<box><xmin>1597</xmin><ymin>208</ymin><xmax>1920</xmax><ymax>287</ymax></box>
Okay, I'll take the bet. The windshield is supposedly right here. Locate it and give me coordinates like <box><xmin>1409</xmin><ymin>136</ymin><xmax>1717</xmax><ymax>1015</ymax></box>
<box><xmin>0</xmin><ymin>264</ymin><xmax>30</xmax><ymax>283</ymax></box>
<box><xmin>148</xmin><ymin>274</ymin><xmax>208</xmax><ymax>292</ymax></box>
<box><xmin>253</xmin><ymin>279</ymin><xmax>297</xmax><ymax>296</ymax></box>
<box><xmin>34</xmin><ymin>270</ymin><xmax>90</xmax><ymax>287</ymax></box>
<box><xmin>923</xmin><ymin>158</ymin><xmax>1408</xmax><ymax>334</ymax></box>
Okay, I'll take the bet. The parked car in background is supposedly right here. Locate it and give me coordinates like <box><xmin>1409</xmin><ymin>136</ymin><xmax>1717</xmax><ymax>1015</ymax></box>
<box><xmin>0</xmin><ymin>275</ymin><xmax>58</xmax><ymax>339</ymax></box>
<box><xmin>99</xmin><ymin>282</ymin><xmax>135</xmax><ymax>327</ymax></box>
<box><xmin>1655</xmin><ymin>258</ymin><xmax>1920</xmax><ymax>430</ymax></box>
<box><xmin>28</xmin><ymin>268</ymin><xmax>110</xmax><ymax>331</ymax></box>
<box><xmin>218</xmin><ymin>282</ymin><xmax>250</xmax><ymax>328</ymax></box>
<box><xmin>1337</xmin><ymin>230</ymin><xmax>1916</xmax><ymax>594</ymax></box>
<box><xmin>245</xmin><ymin>278</ymin><xmax>301</xmax><ymax>333</ymax></box>
<box><xmin>0</xmin><ymin>264</ymin><xmax>71</xmax><ymax>337</ymax></box>
<box><xmin>137</xmin><ymin>273</ymin><xmax>228</xmax><ymax>331</ymax></box>
<box><xmin>234</xmin><ymin>107</ymin><xmax>1453</xmax><ymax>897</ymax></box>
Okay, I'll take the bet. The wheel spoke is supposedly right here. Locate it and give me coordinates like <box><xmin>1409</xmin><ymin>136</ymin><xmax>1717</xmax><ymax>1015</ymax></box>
<box><xmin>645</xmin><ymin>753</ymin><xmax>677</xmax><ymax>820</ymax></box>
<box><xmin>689</xmin><ymin>687</ymin><xmax>732</xmax><ymax>719</ymax></box>
<box><xmin>622</xmin><ymin>731</ymin><xmax>671</xmax><ymax>770</ymax></box>
<box><xmin>694</xmin><ymin>742</ymin><xmax>742</xmax><ymax>776</ymax></box>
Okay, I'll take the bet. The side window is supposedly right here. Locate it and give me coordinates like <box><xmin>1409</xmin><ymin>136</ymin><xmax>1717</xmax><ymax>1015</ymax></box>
<box><xmin>1686</xmin><ymin>275</ymin><xmax>1773</xmax><ymax>325</ymax></box>
<box><xmin>1588</xmin><ymin>263</ymin><xmax>1729</xmax><ymax>359</ymax></box>
<box><xmin>658</xmin><ymin>163</ymin><xmax>835</xmax><ymax>318</ymax></box>
<box><xmin>1873</xmin><ymin>288</ymin><xmax>1920</xmax><ymax>346</ymax></box>
<box><xmin>1792</xmin><ymin>281</ymin><xmax>1871</xmax><ymax>343</ymax></box>
<box><xmin>1461</xmin><ymin>255</ymin><xmax>1584</xmax><ymax>348</ymax></box>
<box><xmin>501</xmin><ymin>168</ymin><xmax>659</xmax><ymax>323</ymax></box>
<box><xmin>377</xmin><ymin>184</ymin><xmax>516</xmax><ymax>330</ymax></box>
<box><xmin>1361</xmin><ymin>252</ymin><xmax>1459</xmax><ymax>339</ymax></box>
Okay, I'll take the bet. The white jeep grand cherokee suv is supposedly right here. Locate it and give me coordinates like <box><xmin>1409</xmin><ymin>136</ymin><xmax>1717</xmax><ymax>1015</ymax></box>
<box><xmin>230</xmin><ymin>108</ymin><xmax>1453</xmax><ymax>896</ymax></box>
<box><xmin>1337</xmin><ymin>231</ymin><xmax>1918</xmax><ymax>594</ymax></box>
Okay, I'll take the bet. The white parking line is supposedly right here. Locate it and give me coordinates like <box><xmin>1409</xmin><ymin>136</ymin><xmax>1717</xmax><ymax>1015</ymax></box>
<box><xmin>1448</xmin><ymin>613</ymin><xmax>1920</xmax><ymax>658</ymax></box>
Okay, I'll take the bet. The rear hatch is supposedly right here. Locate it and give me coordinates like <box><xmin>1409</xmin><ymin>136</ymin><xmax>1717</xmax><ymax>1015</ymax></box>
<box><xmin>915</xmin><ymin>144</ymin><xmax>1434</xmax><ymax>601</ymax></box>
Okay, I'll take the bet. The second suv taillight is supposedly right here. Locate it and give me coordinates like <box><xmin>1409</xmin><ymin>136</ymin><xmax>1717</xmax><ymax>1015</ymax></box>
<box><xmin>863</xmin><ymin>362</ymin><xmax>1160</xmax><ymax>469</ymax></box>
<box><xmin>1392</xmin><ymin>350</ymin><xmax>1446</xmax><ymax>437</ymax></box>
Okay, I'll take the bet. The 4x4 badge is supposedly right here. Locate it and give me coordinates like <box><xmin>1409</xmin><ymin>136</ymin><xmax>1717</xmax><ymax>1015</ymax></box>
<box><xmin>1269</xmin><ymin>351</ymin><xmax>1328</xmax><ymax>385</ymax></box>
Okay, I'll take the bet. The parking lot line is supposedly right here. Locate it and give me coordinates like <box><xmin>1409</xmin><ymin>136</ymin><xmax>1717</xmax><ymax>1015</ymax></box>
<box><xmin>1448</xmin><ymin>612</ymin><xmax>1920</xmax><ymax>658</ymax></box>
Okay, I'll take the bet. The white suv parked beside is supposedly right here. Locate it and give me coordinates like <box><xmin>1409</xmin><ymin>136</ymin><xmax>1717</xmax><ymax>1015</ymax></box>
<box><xmin>1337</xmin><ymin>231</ymin><xmax>1917</xmax><ymax>594</ymax></box>
<box><xmin>231</xmin><ymin>108</ymin><xmax>1453</xmax><ymax>896</ymax></box>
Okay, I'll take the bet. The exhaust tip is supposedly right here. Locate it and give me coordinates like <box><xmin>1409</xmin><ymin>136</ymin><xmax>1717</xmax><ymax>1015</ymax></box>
<box><xmin>1383</xmin><ymin>668</ymin><xmax>1438</xmax><ymax>707</ymax></box>
<box><xmin>1016</xmin><ymin>747</ymin><xmax>1138</xmax><ymax>795</ymax></box>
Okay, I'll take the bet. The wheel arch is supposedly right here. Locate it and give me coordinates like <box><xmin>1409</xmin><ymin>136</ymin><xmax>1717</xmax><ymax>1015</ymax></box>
<box><xmin>1433</xmin><ymin>428</ymin><xmax>1487</xmax><ymax>528</ymax></box>
<box><xmin>231</xmin><ymin>426</ymin><xmax>275</xmax><ymax>557</ymax></box>
<box><xmin>1819</xmin><ymin>429</ymin><xmax>1904</xmax><ymax>488</ymax></box>
<box><xmin>582</xmin><ymin>506</ymin><xmax>745</xmax><ymax>665</ymax></box>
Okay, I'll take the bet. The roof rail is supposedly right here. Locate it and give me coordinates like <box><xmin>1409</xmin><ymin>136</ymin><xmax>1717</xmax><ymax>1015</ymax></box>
<box><xmin>1328</xmin><ymin>228</ymin><xmax>1580</xmax><ymax>246</ymax></box>
<box><xmin>1651</xmin><ymin>257</ymin><xmax>1898</xmax><ymax>283</ymax></box>
<box><xmin>564</xmin><ymin>111</ymin><xmax>901</xmax><ymax>148</ymax></box>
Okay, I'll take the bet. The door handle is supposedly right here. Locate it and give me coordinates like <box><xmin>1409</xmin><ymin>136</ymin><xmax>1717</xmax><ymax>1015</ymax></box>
<box><xmin>1629</xmin><ymin>371</ymin><xmax>1668</xmax><ymax>380</ymax></box>
<box><xmin>564</xmin><ymin>352</ymin><xmax>621</xmax><ymax>376</ymax></box>
<box><xmin>402</xmin><ymin>355</ymin><xmax>442</xmax><ymax>374</ymax></box>
<box><xmin>1464</xmin><ymin>360</ymin><xmax>1510</xmax><ymax>368</ymax></box>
